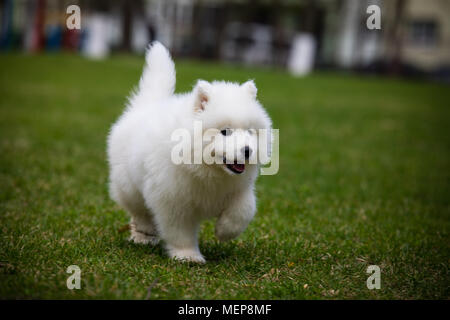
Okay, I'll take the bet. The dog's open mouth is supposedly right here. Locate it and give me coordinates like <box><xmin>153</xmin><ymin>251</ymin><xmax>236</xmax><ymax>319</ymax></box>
<box><xmin>226</xmin><ymin>163</ymin><xmax>245</xmax><ymax>174</ymax></box>
<box><xmin>223</xmin><ymin>158</ymin><xmax>245</xmax><ymax>174</ymax></box>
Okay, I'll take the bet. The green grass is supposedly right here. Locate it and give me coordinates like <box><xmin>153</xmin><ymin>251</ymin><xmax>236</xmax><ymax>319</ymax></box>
<box><xmin>0</xmin><ymin>53</ymin><xmax>449</xmax><ymax>299</ymax></box>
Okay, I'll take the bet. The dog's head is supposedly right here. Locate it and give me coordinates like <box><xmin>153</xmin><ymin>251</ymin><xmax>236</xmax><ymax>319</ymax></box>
<box><xmin>192</xmin><ymin>80</ymin><xmax>272</xmax><ymax>176</ymax></box>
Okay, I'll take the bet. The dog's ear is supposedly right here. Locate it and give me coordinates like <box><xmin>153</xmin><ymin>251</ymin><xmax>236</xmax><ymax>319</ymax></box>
<box><xmin>242</xmin><ymin>80</ymin><xmax>257</xmax><ymax>99</ymax></box>
<box><xmin>194</xmin><ymin>80</ymin><xmax>212</xmax><ymax>112</ymax></box>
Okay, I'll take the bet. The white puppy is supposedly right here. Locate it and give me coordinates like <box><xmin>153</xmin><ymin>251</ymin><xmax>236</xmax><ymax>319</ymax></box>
<box><xmin>107</xmin><ymin>42</ymin><xmax>272</xmax><ymax>263</ymax></box>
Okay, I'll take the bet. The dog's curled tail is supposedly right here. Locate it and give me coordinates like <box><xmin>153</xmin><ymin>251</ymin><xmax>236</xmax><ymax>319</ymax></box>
<box><xmin>139</xmin><ymin>41</ymin><xmax>175</xmax><ymax>99</ymax></box>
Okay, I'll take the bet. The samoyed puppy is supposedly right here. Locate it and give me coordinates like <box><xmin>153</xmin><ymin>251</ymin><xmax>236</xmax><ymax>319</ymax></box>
<box><xmin>107</xmin><ymin>42</ymin><xmax>272</xmax><ymax>263</ymax></box>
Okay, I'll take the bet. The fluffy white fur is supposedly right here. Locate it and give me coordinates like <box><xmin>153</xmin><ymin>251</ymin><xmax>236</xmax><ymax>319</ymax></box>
<box><xmin>107</xmin><ymin>42</ymin><xmax>272</xmax><ymax>263</ymax></box>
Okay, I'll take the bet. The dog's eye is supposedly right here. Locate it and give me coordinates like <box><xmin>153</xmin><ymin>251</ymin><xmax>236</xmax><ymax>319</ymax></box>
<box><xmin>221</xmin><ymin>128</ymin><xmax>232</xmax><ymax>136</ymax></box>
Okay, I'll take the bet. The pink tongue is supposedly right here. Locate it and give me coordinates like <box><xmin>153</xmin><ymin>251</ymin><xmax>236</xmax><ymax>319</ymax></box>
<box><xmin>232</xmin><ymin>164</ymin><xmax>245</xmax><ymax>172</ymax></box>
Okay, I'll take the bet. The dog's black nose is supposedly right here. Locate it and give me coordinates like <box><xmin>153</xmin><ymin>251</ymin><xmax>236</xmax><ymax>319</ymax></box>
<box><xmin>242</xmin><ymin>146</ymin><xmax>252</xmax><ymax>159</ymax></box>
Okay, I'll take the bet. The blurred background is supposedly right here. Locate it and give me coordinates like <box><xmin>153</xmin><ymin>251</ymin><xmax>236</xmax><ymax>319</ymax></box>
<box><xmin>1</xmin><ymin>0</ymin><xmax>449</xmax><ymax>81</ymax></box>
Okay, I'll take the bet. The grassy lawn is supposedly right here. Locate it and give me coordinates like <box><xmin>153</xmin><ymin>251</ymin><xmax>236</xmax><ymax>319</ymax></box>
<box><xmin>0</xmin><ymin>53</ymin><xmax>449</xmax><ymax>299</ymax></box>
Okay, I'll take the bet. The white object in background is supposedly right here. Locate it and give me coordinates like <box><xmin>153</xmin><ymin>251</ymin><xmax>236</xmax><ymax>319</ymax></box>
<box><xmin>132</xmin><ymin>18</ymin><xmax>149</xmax><ymax>54</ymax></box>
<box><xmin>336</xmin><ymin>0</ymin><xmax>360</xmax><ymax>68</ymax></box>
<box><xmin>243</xmin><ymin>24</ymin><xmax>273</xmax><ymax>66</ymax></box>
<box><xmin>288</xmin><ymin>33</ymin><xmax>316</xmax><ymax>76</ymax></box>
<box><xmin>83</xmin><ymin>14</ymin><xmax>110</xmax><ymax>59</ymax></box>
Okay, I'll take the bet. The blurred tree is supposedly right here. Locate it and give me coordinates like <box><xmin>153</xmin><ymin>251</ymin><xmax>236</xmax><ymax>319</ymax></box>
<box><xmin>121</xmin><ymin>0</ymin><xmax>132</xmax><ymax>51</ymax></box>
<box><xmin>388</xmin><ymin>0</ymin><xmax>406</xmax><ymax>74</ymax></box>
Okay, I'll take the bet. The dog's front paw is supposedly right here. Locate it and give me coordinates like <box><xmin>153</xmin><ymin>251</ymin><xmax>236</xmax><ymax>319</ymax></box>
<box><xmin>215</xmin><ymin>220</ymin><xmax>243</xmax><ymax>242</ymax></box>
<box><xmin>167</xmin><ymin>247</ymin><xmax>206</xmax><ymax>264</ymax></box>
<box><xmin>129</xmin><ymin>230</ymin><xmax>160</xmax><ymax>246</ymax></box>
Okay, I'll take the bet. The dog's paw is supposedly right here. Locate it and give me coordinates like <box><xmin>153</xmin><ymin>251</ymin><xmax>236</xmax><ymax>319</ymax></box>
<box><xmin>215</xmin><ymin>228</ymin><xmax>240</xmax><ymax>242</ymax></box>
<box><xmin>129</xmin><ymin>230</ymin><xmax>160</xmax><ymax>246</ymax></box>
<box><xmin>215</xmin><ymin>221</ymin><xmax>243</xmax><ymax>242</ymax></box>
<box><xmin>167</xmin><ymin>247</ymin><xmax>206</xmax><ymax>264</ymax></box>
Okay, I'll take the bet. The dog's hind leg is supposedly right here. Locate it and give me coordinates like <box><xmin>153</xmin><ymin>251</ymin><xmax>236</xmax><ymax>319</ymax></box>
<box><xmin>129</xmin><ymin>209</ymin><xmax>160</xmax><ymax>246</ymax></box>
<box><xmin>110</xmin><ymin>180</ymin><xmax>159</xmax><ymax>245</ymax></box>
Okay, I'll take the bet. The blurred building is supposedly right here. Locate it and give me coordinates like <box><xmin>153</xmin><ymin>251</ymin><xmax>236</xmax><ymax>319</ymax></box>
<box><xmin>399</xmin><ymin>0</ymin><xmax>450</xmax><ymax>74</ymax></box>
<box><xmin>0</xmin><ymin>0</ymin><xmax>449</xmax><ymax>78</ymax></box>
<box><xmin>324</xmin><ymin>0</ymin><xmax>450</xmax><ymax>78</ymax></box>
